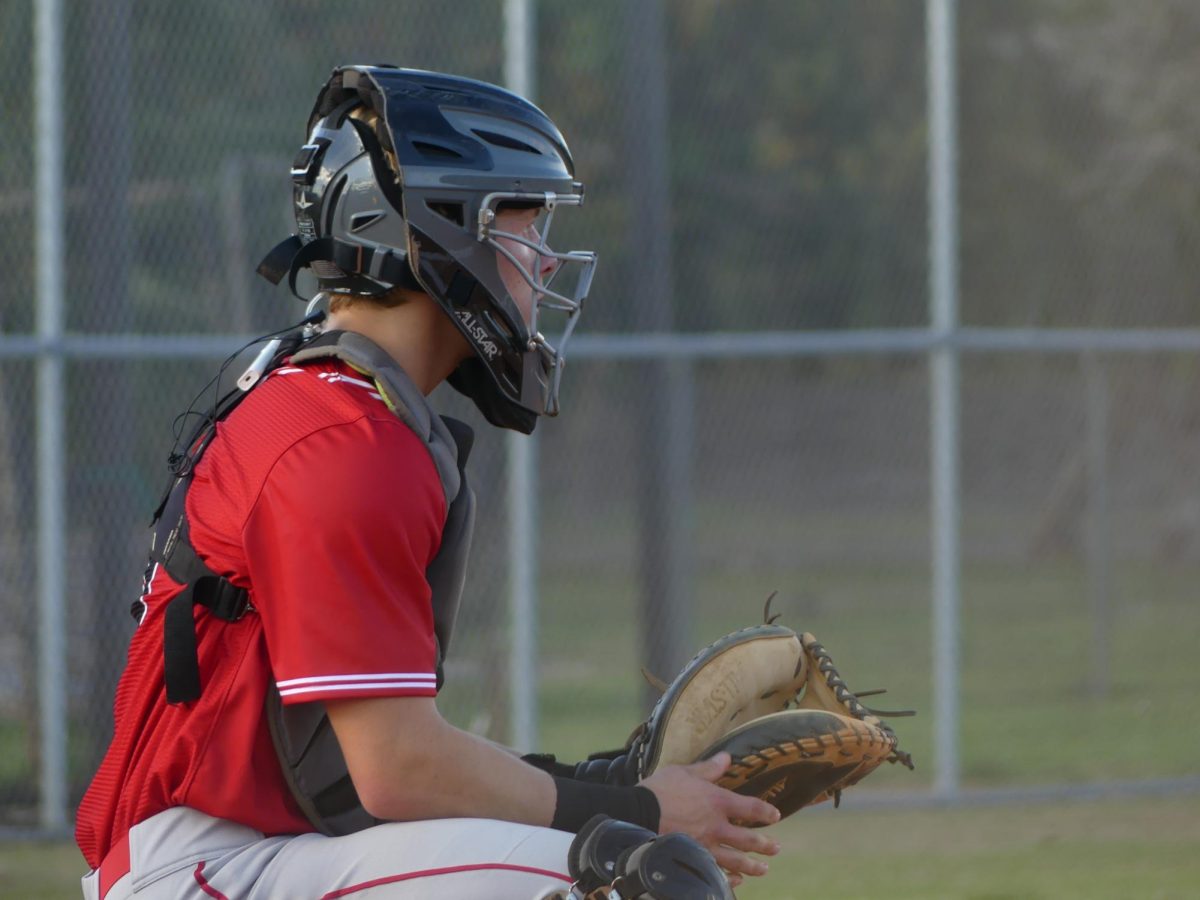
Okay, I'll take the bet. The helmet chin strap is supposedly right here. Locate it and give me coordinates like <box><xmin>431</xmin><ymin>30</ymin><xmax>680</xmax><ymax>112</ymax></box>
<box><xmin>447</xmin><ymin>358</ymin><xmax>539</xmax><ymax>434</ymax></box>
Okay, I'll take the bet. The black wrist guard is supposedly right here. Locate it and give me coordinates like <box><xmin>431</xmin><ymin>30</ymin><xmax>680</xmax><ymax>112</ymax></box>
<box><xmin>550</xmin><ymin>777</ymin><xmax>661</xmax><ymax>834</ymax></box>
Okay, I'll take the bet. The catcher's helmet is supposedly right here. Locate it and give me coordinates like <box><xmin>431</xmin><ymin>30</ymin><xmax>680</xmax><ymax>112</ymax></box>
<box><xmin>257</xmin><ymin>65</ymin><xmax>596</xmax><ymax>432</ymax></box>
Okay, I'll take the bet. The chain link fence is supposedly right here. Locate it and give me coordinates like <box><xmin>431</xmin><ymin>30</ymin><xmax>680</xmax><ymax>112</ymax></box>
<box><xmin>3</xmin><ymin>0</ymin><xmax>1199</xmax><ymax>834</ymax></box>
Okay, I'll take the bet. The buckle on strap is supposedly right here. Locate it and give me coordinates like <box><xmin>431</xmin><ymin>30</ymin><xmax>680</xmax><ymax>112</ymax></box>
<box><xmin>193</xmin><ymin>575</ymin><xmax>251</xmax><ymax>621</ymax></box>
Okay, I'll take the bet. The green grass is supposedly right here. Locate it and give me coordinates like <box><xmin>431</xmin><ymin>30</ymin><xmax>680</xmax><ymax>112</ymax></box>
<box><xmin>4</xmin><ymin>796</ymin><xmax>1197</xmax><ymax>899</ymax></box>
<box><xmin>0</xmin><ymin>840</ymin><xmax>86</xmax><ymax>900</ymax></box>
<box><xmin>735</xmin><ymin>796</ymin><xmax>1200</xmax><ymax>900</ymax></box>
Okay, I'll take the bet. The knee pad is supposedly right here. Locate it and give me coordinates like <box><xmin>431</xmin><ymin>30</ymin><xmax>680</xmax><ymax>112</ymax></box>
<box><xmin>610</xmin><ymin>832</ymin><xmax>733</xmax><ymax>900</ymax></box>
<box><xmin>562</xmin><ymin>815</ymin><xmax>733</xmax><ymax>900</ymax></box>
<box><xmin>567</xmin><ymin>814</ymin><xmax>657</xmax><ymax>893</ymax></box>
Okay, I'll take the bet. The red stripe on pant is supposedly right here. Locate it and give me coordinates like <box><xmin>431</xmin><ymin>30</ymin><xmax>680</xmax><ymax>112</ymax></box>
<box><xmin>98</xmin><ymin>833</ymin><xmax>131</xmax><ymax>900</ymax></box>
<box><xmin>319</xmin><ymin>862</ymin><xmax>572</xmax><ymax>899</ymax></box>
<box><xmin>98</xmin><ymin>833</ymin><xmax>570</xmax><ymax>899</ymax></box>
<box><xmin>193</xmin><ymin>861</ymin><xmax>231</xmax><ymax>899</ymax></box>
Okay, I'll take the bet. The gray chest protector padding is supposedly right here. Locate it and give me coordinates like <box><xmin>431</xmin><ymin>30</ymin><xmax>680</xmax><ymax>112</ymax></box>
<box><xmin>265</xmin><ymin>330</ymin><xmax>477</xmax><ymax>836</ymax></box>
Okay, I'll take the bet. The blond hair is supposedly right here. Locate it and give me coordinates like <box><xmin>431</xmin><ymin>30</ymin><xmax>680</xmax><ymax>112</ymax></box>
<box><xmin>326</xmin><ymin>285</ymin><xmax>413</xmax><ymax>315</ymax></box>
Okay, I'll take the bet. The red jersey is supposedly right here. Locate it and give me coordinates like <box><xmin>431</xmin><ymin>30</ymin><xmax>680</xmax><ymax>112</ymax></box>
<box><xmin>76</xmin><ymin>359</ymin><xmax>448</xmax><ymax>869</ymax></box>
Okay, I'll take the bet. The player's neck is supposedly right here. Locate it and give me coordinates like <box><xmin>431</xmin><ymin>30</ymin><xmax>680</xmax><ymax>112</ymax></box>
<box><xmin>325</xmin><ymin>295</ymin><xmax>471</xmax><ymax>395</ymax></box>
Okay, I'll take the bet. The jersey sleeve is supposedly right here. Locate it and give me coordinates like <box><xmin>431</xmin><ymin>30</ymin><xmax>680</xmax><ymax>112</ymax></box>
<box><xmin>242</xmin><ymin>416</ymin><xmax>448</xmax><ymax>704</ymax></box>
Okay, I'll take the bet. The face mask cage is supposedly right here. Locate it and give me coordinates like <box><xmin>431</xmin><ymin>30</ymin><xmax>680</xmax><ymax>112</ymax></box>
<box><xmin>476</xmin><ymin>190</ymin><xmax>597</xmax><ymax>416</ymax></box>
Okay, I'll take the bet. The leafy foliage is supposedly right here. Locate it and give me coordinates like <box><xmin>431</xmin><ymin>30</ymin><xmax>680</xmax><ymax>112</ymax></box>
<box><xmin>4</xmin><ymin>1</ymin><xmax>1198</xmax><ymax>335</ymax></box>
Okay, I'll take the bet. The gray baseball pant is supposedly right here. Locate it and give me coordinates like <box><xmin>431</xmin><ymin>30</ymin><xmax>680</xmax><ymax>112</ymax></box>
<box><xmin>81</xmin><ymin>806</ymin><xmax>574</xmax><ymax>899</ymax></box>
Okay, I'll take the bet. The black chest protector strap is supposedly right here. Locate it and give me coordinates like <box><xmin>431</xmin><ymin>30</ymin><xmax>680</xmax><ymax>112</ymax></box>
<box><xmin>150</xmin><ymin>392</ymin><xmax>259</xmax><ymax>705</ymax></box>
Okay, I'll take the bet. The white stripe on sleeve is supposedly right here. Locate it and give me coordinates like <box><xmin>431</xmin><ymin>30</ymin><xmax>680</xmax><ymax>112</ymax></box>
<box><xmin>278</xmin><ymin>680</ymin><xmax>438</xmax><ymax>697</ymax></box>
<box><xmin>277</xmin><ymin>672</ymin><xmax>437</xmax><ymax>688</ymax></box>
<box><xmin>276</xmin><ymin>672</ymin><xmax>437</xmax><ymax>698</ymax></box>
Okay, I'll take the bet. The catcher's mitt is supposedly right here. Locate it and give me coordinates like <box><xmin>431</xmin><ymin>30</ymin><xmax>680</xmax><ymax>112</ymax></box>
<box><xmin>584</xmin><ymin>595</ymin><xmax>914</xmax><ymax>821</ymax></box>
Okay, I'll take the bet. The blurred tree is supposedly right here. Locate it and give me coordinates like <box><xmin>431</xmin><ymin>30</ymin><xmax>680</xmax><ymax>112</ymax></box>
<box><xmin>958</xmin><ymin>0</ymin><xmax>1200</xmax><ymax>328</ymax></box>
<box><xmin>667</xmin><ymin>0</ymin><xmax>928</xmax><ymax>331</ymax></box>
<box><xmin>1035</xmin><ymin>0</ymin><xmax>1200</xmax><ymax>328</ymax></box>
<box><xmin>544</xmin><ymin>0</ymin><xmax>929</xmax><ymax>334</ymax></box>
<box><xmin>0</xmin><ymin>0</ymin><xmax>34</xmax><ymax>333</ymax></box>
<box><xmin>7</xmin><ymin>0</ymin><xmax>1200</xmax><ymax>337</ymax></box>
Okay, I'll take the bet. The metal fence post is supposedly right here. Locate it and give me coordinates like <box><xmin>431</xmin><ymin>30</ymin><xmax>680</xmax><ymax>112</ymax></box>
<box><xmin>503</xmin><ymin>0</ymin><xmax>538</xmax><ymax>752</ymax></box>
<box><xmin>927</xmin><ymin>0</ymin><xmax>962</xmax><ymax>798</ymax></box>
<box><xmin>623</xmin><ymin>0</ymin><xmax>694</xmax><ymax>707</ymax></box>
<box><xmin>1083</xmin><ymin>353</ymin><xmax>1111</xmax><ymax>698</ymax></box>
<box><xmin>34</xmin><ymin>0</ymin><xmax>69</xmax><ymax>832</ymax></box>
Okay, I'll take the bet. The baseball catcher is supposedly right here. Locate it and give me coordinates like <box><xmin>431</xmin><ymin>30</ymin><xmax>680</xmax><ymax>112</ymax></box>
<box><xmin>76</xmin><ymin>65</ymin><xmax>781</xmax><ymax>900</ymax></box>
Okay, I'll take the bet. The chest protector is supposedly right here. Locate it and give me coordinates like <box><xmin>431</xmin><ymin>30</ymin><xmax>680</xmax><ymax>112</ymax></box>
<box><xmin>148</xmin><ymin>329</ymin><xmax>476</xmax><ymax>837</ymax></box>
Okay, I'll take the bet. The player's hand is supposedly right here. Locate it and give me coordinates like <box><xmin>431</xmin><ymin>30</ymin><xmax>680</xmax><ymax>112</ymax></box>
<box><xmin>641</xmin><ymin>751</ymin><xmax>781</xmax><ymax>880</ymax></box>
